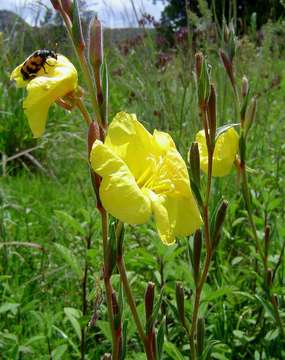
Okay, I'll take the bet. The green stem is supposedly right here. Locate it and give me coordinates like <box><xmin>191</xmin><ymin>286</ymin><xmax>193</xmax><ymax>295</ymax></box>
<box><xmin>189</xmin><ymin>105</ymin><xmax>214</xmax><ymax>359</ymax></box>
<box><xmin>100</xmin><ymin>209</ymin><xmax>120</xmax><ymax>359</ymax></box>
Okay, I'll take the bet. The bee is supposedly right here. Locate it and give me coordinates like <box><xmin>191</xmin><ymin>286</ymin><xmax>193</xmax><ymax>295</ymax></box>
<box><xmin>20</xmin><ymin>49</ymin><xmax>57</xmax><ymax>81</ymax></box>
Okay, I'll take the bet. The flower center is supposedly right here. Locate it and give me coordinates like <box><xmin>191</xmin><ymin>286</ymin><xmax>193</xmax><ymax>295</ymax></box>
<box><xmin>136</xmin><ymin>156</ymin><xmax>174</xmax><ymax>195</ymax></box>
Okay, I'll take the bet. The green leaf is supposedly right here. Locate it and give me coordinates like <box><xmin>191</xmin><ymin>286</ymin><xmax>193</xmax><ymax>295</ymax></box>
<box><xmin>96</xmin><ymin>320</ymin><xmax>112</xmax><ymax>343</ymax></box>
<box><xmin>164</xmin><ymin>341</ymin><xmax>185</xmax><ymax>360</ymax></box>
<box><xmin>255</xmin><ymin>295</ymin><xmax>276</xmax><ymax>322</ymax></box>
<box><xmin>54</xmin><ymin>210</ymin><xmax>85</xmax><ymax>235</ymax></box>
<box><xmin>64</xmin><ymin>307</ymin><xmax>82</xmax><ymax>341</ymax></box>
<box><xmin>0</xmin><ymin>303</ymin><xmax>20</xmax><ymax>314</ymax></box>
<box><xmin>51</xmin><ymin>345</ymin><xmax>68</xmax><ymax>360</ymax></box>
<box><xmin>54</xmin><ymin>243</ymin><xmax>82</xmax><ymax>279</ymax></box>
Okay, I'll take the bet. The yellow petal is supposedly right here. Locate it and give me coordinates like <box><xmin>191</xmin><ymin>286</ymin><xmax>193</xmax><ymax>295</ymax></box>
<box><xmin>196</xmin><ymin>128</ymin><xmax>239</xmax><ymax>177</ymax></box>
<box><xmin>90</xmin><ymin>140</ymin><xmax>152</xmax><ymax>224</ymax></box>
<box><xmin>147</xmin><ymin>190</ymin><xmax>202</xmax><ymax>245</ymax></box>
<box><xmin>105</xmin><ymin>112</ymin><xmax>157</xmax><ymax>180</ymax></box>
<box><xmin>10</xmin><ymin>63</ymin><xmax>29</xmax><ymax>88</ymax></box>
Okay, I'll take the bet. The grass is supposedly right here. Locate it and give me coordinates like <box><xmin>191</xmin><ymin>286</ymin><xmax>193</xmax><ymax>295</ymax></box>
<box><xmin>0</xmin><ymin>9</ymin><xmax>285</xmax><ymax>360</ymax></box>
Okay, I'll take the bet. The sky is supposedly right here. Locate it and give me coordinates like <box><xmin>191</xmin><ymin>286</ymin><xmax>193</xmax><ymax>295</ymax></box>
<box><xmin>0</xmin><ymin>0</ymin><xmax>166</xmax><ymax>27</ymax></box>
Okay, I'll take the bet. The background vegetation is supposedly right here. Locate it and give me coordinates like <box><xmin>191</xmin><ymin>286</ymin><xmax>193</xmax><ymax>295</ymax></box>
<box><xmin>0</xmin><ymin>0</ymin><xmax>285</xmax><ymax>359</ymax></box>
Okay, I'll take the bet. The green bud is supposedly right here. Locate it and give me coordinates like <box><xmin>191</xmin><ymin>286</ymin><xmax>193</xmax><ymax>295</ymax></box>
<box><xmin>241</xmin><ymin>76</ymin><xmax>249</xmax><ymax>98</ymax></box>
<box><xmin>195</xmin><ymin>52</ymin><xmax>203</xmax><ymax>79</ymax></box>
<box><xmin>244</xmin><ymin>96</ymin><xmax>257</xmax><ymax>135</ymax></box>
<box><xmin>197</xmin><ymin>317</ymin><xmax>205</xmax><ymax>355</ymax></box>
<box><xmin>207</xmin><ymin>84</ymin><xmax>217</xmax><ymax>146</ymax></box>
<box><xmin>175</xmin><ymin>282</ymin><xmax>185</xmax><ymax>325</ymax></box>
<box><xmin>198</xmin><ymin>57</ymin><xmax>211</xmax><ymax>107</ymax></box>
<box><xmin>189</xmin><ymin>142</ymin><xmax>200</xmax><ymax>188</ymax></box>
<box><xmin>193</xmin><ymin>230</ymin><xmax>202</xmax><ymax>286</ymax></box>
<box><xmin>212</xmin><ymin>200</ymin><xmax>229</xmax><ymax>249</ymax></box>
<box><xmin>264</xmin><ymin>225</ymin><xmax>270</xmax><ymax>260</ymax></box>
<box><xmin>266</xmin><ymin>268</ymin><xmax>273</xmax><ymax>288</ymax></box>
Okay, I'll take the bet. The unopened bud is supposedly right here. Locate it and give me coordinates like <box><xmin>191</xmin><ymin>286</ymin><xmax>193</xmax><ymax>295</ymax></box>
<box><xmin>61</xmin><ymin>0</ymin><xmax>73</xmax><ymax>19</ymax></box>
<box><xmin>207</xmin><ymin>84</ymin><xmax>217</xmax><ymax>145</ymax></box>
<box><xmin>264</xmin><ymin>225</ymin><xmax>270</xmax><ymax>259</ymax></box>
<box><xmin>241</xmin><ymin>76</ymin><xmax>249</xmax><ymax>98</ymax></box>
<box><xmin>195</xmin><ymin>52</ymin><xmax>203</xmax><ymax>79</ymax></box>
<box><xmin>145</xmin><ymin>282</ymin><xmax>155</xmax><ymax>324</ymax></box>
<box><xmin>189</xmin><ymin>142</ymin><xmax>200</xmax><ymax>188</ymax></box>
<box><xmin>223</xmin><ymin>24</ymin><xmax>229</xmax><ymax>43</ymax></box>
<box><xmin>219</xmin><ymin>49</ymin><xmax>236</xmax><ymax>94</ymax></box>
<box><xmin>244</xmin><ymin>96</ymin><xmax>257</xmax><ymax>134</ymax></box>
<box><xmin>197</xmin><ymin>57</ymin><xmax>211</xmax><ymax>107</ymax></box>
<box><xmin>72</xmin><ymin>0</ymin><xmax>85</xmax><ymax>52</ymax></box>
<box><xmin>89</xmin><ymin>17</ymin><xmax>103</xmax><ymax>70</ymax></box>
<box><xmin>266</xmin><ymin>269</ymin><xmax>273</xmax><ymax>288</ymax></box>
<box><xmin>193</xmin><ymin>230</ymin><xmax>202</xmax><ymax>286</ymax></box>
<box><xmin>88</xmin><ymin>121</ymin><xmax>100</xmax><ymax>156</ymax></box>
<box><xmin>212</xmin><ymin>200</ymin><xmax>229</xmax><ymax>249</ymax></box>
<box><xmin>175</xmin><ymin>282</ymin><xmax>185</xmax><ymax>325</ymax></box>
<box><xmin>50</xmin><ymin>0</ymin><xmax>62</xmax><ymax>11</ymax></box>
<box><xmin>197</xmin><ymin>317</ymin><xmax>205</xmax><ymax>355</ymax></box>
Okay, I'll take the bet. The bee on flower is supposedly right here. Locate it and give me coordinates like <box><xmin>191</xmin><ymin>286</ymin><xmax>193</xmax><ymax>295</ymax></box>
<box><xmin>10</xmin><ymin>50</ymin><xmax>78</xmax><ymax>138</ymax></box>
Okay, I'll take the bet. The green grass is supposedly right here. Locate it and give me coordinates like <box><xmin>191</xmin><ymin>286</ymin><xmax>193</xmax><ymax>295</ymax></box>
<box><xmin>0</xmin><ymin>14</ymin><xmax>285</xmax><ymax>360</ymax></box>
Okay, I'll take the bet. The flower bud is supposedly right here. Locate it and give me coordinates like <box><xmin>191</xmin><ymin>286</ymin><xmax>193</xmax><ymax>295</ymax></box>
<box><xmin>197</xmin><ymin>317</ymin><xmax>205</xmax><ymax>355</ymax></box>
<box><xmin>189</xmin><ymin>142</ymin><xmax>200</xmax><ymax>188</ymax></box>
<box><xmin>88</xmin><ymin>17</ymin><xmax>103</xmax><ymax>70</ymax></box>
<box><xmin>223</xmin><ymin>24</ymin><xmax>229</xmax><ymax>43</ymax></box>
<box><xmin>244</xmin><ymin>96</ymin><xmax>257</xmax><ymax>135</ymax></box>
<box><xmin>145</xmin><ymin>282</ymin><xmax>155</xmax><ymax>324</ymax></box>
<box><xmin>175</xmin><ymin>282</ymin><xmax>185</xmax><ymax>325</ymax></box>
<box><xmin>264</xmin><ymin>225</ymin><xmax>270</xmax><ymax>260</ymax></box>
<box><xmin>266</xmin><ymin>268</ymin><xmax>273</xmax><ymax>288</ymax></box>
<box><xmin>207</xmin><ymin>84</ymin><xmax>217</xmax><ymax>145</ymax></box>
<box><xmin>219</xmin><ymin>49</ymin><xmax>236</xmax><ymax>94</ymax></box>
<box><xmin>241</xmin><ymin>76</ymin><xmax>249</xmax><ymax>98</ymax></box>
<box><xmin>88</xmin><ymin>121</ymin><xmax>100</xmax><ymax>156</ymax></box>
<box><xmin>197</xmin><ymin>56</ymin><xmax>211</xmax><ymax>107</ymax></box>
<box><xmin>212</xmin><ymin>200</ymin><xmax>228</xmax><ymax>249</ymax></box>
<box><xmin>193</xmin><ymin>230</ymin><xmax>202</xmax><ymax>286</ymax></box>
<box><xmin>195</xmin><ymin>52</ymin><xmax>203</xmax><ymax>79</ymax></box>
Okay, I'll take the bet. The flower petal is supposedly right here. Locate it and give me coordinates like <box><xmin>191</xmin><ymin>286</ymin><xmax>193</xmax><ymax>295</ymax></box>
<box><xmin>104</xmin><ymin>112</ymin><xmax>157</xmax><ymax>180</ymax></box>
<box><xmin>90</xmin><ymin>140</ymin><xmax>152</xmax><ymax>224</ymax></box>
<box><xmin>147</xmin><ymin>190</ymin><xmax>202</xmax><ymax>245</ymax></box>
<box><xmin>196</xmin><ymin>128</ymin><xmax>239</xmax><ymax>177</ymax></box>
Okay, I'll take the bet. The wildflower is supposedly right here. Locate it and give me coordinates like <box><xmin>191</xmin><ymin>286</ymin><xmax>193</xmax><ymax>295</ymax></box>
<box><xmin>90</xmin><ymin>112</ymin><xmax>202</xmax><ymax>245</ymax></box>
<box><xmin>196</xmin><ymin>127</ymin><xmax>239</xmax><ymax>177</ymax></box>
<box><xmin>10</xmin><ymin>54</ymin><xmax>78</xmax><ymax>138</ymax></box>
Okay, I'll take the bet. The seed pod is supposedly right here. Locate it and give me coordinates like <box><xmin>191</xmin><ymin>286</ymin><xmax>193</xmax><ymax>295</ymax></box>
<box><xmin>189</xmin><ymin>142</ymin><xmax>200</xmax><ymax>188</ymax></box>
<box><xmin>145</xmin><ymin>282</ymin><xmax>155</xmax><ymax>329</ymax></box>
<box><xmin>197</xmin><ymin>317</ymin><xmax>205</xmax><ymax>355</ymax></box>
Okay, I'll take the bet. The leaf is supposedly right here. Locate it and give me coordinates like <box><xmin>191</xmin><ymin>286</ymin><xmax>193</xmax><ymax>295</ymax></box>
<box><xmin>215</xmin><ymin>123</ymin><xmax>239</xmax><ymax>140</ymax></box>
<box><xmin>51</xmin><ymin>344</ymin><xmax>68</xmax><ymax>360</ymax></box>
<box><xmin>265</xmin><ymin>328</ymin><xmax>279</xmax><ymax>342</ymax></box>
<box><xmin>255</xmin><ymin>295</ymin><xmax>276</xmax><ymax>322</ymax></box>
<box><xmin>64</xmin><ymin>307</ymin><xmax>82</xmax><ymax>341</ymax></box>
<box><xmin>164</xmin><ymin>341</ymin><xmax>185</xmax><ymax>360</ymax></box>
<box><xmin>96</xmin><ymin>320</ymin><xmax>112</xmax><ymax>343</ymax></box>
<box><xmin>0</xmin><ymin>303</ymin><xmax>20</xmax><ymax>314</ymax></box>
<box><xmin>54</xmin><ymin>210</ymin><xmax>85</xmax><ymax>235</ymax></box>
<box><xmin>54</xmin><ymin>243</ymin><xmax>82</xmax><ymax>279</ymax></box>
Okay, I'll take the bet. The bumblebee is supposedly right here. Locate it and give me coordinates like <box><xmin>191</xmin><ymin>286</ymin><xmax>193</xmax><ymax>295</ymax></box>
<box><xmin>21</xmin><ymin>49</ymin><xmax>57</xmax><ymax>80</ymax></box>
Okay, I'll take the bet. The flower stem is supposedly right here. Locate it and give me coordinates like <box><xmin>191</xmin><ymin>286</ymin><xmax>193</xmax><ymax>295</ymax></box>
<box><xmin>189</xmin><ymin>103</ymin><xmax>214</xmax><ymax>359</ymax></box>
<box><xmin>100</xmin><ymin>208</ymin><xmax>120</xmax><ymax>359</ymax></box>
<box><xmin>76</xmin><ymin>98</ymin><xmax>92</xmax><ymax>125</ymax></box>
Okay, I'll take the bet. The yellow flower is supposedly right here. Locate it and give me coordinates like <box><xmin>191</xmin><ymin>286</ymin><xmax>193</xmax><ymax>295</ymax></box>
<box><xmin>10</xmin><ymin>54</ymin><xmax>78</xmax><ymax>138</ymax></box>
<box><xmin>90</xmin><ymin>112</ymin><xmax>202</xmax><ymax>245</ymax></box>
<box><xmin>196</xmin><ymin>127</ymin><xmax>239</xmax><ymax>177</ymax></box>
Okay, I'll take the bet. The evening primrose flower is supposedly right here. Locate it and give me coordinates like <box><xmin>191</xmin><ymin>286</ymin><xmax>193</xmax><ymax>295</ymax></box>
<box><xmin>10</xmin><ymin>53</ymin><xmax>78</xmax><ymax>138</ymax></box>
<box><xmin>90</xmin><ymin>112</ymin><xmax>202</xmax><ymax>245</ymax></box>
<box><xmin>196</xmin><ymin>127</ymin><xmax>239</xmax><ymax>177</ymax></box>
